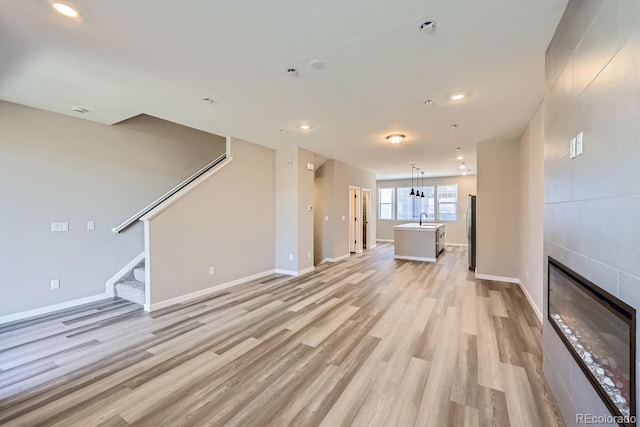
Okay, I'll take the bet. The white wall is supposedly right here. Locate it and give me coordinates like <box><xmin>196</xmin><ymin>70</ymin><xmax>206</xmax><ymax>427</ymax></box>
<box><xmin>275</xmin><ymin>147</ymin><xmax>314</xmax><ymax>274</ymax></box>
<box><xmin>476</xmin><ymin>139</ymin><xmax>521</xmax><ymax>280</ymax></box>
<box><xmin>0</xmin><ymin>101</ymin><xmax>226</xmax><ymax>317</ymax></box>
<box><xmin>145</xmin><ymin>138</ymin><xmax>275</xmax><ymax>306</ymax></box>
<box><xmin>518</xmin><ymin>101</ymin><xmax>545</xmax><ymax>316</ymax></box>
<box><xmin>376</xmin><ymin>175</ymin><xmax>477</xmax><ymax>245</ymax></box>
<box><xmin>275</xmin><ymin>148</ymin><xmax>298</xmax><ymax>272</ymax></box>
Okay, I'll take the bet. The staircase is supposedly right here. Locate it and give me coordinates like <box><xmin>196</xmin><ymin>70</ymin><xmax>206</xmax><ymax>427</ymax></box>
<box><xmin>114</xmin><ymin>260</ymin><xmax>146</xmax><ymax>305</ymax></box>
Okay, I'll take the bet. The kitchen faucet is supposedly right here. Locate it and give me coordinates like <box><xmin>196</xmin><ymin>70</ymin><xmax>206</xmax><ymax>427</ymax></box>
<box><xmin>419</xmin><ymin>212</ymin><xmax>428</xmax><ymax>226</ymax></box>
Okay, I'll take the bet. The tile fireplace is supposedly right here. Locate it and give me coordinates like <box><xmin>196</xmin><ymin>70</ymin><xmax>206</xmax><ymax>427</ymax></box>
<box><xmin>548</xmin><ymin>257</ymin><xmax>636</xmax><ymax>426</ymax></box>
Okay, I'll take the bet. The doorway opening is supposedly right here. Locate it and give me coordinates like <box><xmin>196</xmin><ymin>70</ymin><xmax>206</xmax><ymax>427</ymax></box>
<box><xmin>362</xmin><ymin>189</ymin><xmax>371</xmax><ymax>250</ymax></box>
<box><xmin>348</xmin><ymin>186</ymin><xmax>361</xmax><ymax>254</ymax></box>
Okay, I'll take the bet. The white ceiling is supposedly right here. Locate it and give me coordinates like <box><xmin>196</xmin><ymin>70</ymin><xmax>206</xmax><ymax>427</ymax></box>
<box><xmin>0</xmin><ymin>0</ymin><xmax>567</xmax><ymax>179</ymax></box>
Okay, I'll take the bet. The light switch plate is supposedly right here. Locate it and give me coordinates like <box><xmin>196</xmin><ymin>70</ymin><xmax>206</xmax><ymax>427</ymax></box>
<box><xmin>209</xmin><ymin>267</ymin><xmax>215</xmax><ymax>275</ymax></box>
<box><xmin>325</xmin><ymin>216</ymin><xmax>329</xmax><ymax>221</ymax></box>
<box><xmin>569</xmin><ymin>137</ymin><xmax>577</xmax><ymax>159</ymax></box>
<box><xmin>87</xmin><ymin>221</ymin><xmax>95</xmax><ymax>230</ymax></box>
<box><xmin>50</xmin><ymin>279</ymin><xmax>60</xmax><ymax>289</ymax></box>
<box><xmin>342</xmin><ymin>216</ymin><xmax>346</xmax><ymax>221</ymax></box>
<box><xmin>576</xmin><ymin>131</ymin><xmax>584</xmax><ymax>155</ymax></box>
<box><xmin>288</xmin><ymin>254</ymin><xmax>293</xmax><ymax>261</ymax></box>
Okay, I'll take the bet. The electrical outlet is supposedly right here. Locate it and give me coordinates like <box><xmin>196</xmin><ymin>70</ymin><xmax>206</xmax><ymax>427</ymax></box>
<box><xmin>343</xmin><ymin>242</ymin><xmax>346</xmax><ymax>248</ymax></box>
<box><xmin>209</xmin><ymin>267</ymin><xmax>215</xmax><ymax>275</ymax></box>
<box><xmin>325</xmin><ymin>216</ymin><xmax>329</xmax><ymax>221</ymax></box>
<box><xmin>342</xmin><ymin>216</ymin><xmax>346</xmax><ymax>221</ymax></box>
<box><xmin>289</xmin><ymin>254</ymin><xmax>293</xmax><ymax>261</ymax></box>
<box><xmin>50</xmin><ymin>279</ymin><xmax>60</xmax><ymax>289</ymax></box>
<box><xmin>307</xmin><ymin>251</ymin><xmax>311</xmax><ymax>259</ymax></box>
<box><xmin>87</xmin><ymin>221</ymin><xmax>95</xmax><ymax>230</ymax></box>
<box><xmin>51</xmin><ymin>222</ymin><xmax>69</xmax><ymax>232</ymax></box>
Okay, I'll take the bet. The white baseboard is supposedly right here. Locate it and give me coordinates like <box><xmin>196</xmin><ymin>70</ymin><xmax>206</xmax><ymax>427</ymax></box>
<box><xmin>368</xmin><ymin>244</ymin><xmax>377</xmax><ymax>249</ymax></box>
<box><xmin>321</xmin><ymin>253</ymin><xmax>350</xmax><ymax>264</ymax></box>
<box><xmin>0</xmin><ymin>293</ymin><xmax>108</xmax><ymax>325</ymax></box>
<box><xmin>376</xmin><ymin>239</ymin><xmax>394</xmax><ymax>243</ymax></box>
<box><xmin>517</xmin><ymin>279</ymin><xmax>543</xmax><ymax>324</ymax></box>
<box><xmin>145</xmin><ymin>269</ymin><xmax>275</xmax><ymax>312</ymax></box>
<box><xmin>394</xmin><ymin>255</ymin><xmax>437</xmax><ymax>262</ymax></box>
<box><xmin>275</xmin><ymin>266</ymin><xmax>316</xmax><ymax>277</ymax></box>
<box><xmin>105</xmin><ymin>252</ymin><xmax>145</xmax><ymax>297</ymax></box>
<box><xmin>475</xmin><ymin>273</ymin><xmax>520</xmax><ymax>284</ymax></box>
<box><xmin>446</xmin><ymin>243</ymin><xmax>469</xmax><ymax>247</ymax></box>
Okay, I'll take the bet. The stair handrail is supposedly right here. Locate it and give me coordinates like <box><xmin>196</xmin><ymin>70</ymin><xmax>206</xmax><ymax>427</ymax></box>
<box><xmin>112</xmin><ymin>152</ymin><xmax>227</xmax><ymax>234</ymax></box>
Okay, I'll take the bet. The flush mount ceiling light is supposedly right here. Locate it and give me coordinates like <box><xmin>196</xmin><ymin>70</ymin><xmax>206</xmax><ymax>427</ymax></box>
<box><xmin>71</xmin><ymin>106</ymin><xmax>89</xmax><ymax>114</ymax></box>
<box><xmin>51</xmin><ymin>2</ymin><xmax>80</xmax><ymax>18</ymax></box>
<box><xmin>449</xmin><ymin>92</ymin><xmax>466</xmax><ymax>101</ymax></box>
<box><xmin>299</xmin><ymin>124</ymin><xmax>311</xmax><ymax>130</ymax></box>
<box><xmin>386</xmin><ymin>134</ymin><xmax>405</xmax><ymax>144</ymax></box>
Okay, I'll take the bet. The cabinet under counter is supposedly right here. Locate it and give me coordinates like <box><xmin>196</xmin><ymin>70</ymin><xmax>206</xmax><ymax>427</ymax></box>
<box><xmin>393</xmin><ymin>223</ymin><xmax>446</xmax><ymax>262</ymax></box>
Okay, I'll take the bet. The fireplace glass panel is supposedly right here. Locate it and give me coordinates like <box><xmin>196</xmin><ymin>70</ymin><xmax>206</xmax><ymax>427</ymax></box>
<box><xmin>548</xmin><ymin>258</ymin><xmax>635</xmax><ymax>421</ymax></box>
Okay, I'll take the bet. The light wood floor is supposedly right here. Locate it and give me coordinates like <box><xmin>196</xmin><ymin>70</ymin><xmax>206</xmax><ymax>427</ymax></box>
<box><xmin>0</xmin><ymin>244</ymin><xmax>564</xmax><ymax>427</ymax></box>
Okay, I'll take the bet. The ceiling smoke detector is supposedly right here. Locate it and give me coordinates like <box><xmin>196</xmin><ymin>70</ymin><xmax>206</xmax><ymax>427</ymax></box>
<box><xmin>424</xmin><ymin>99</ymin><xmax>434</xmax><ymax>105</ymax></box>
<box><xmin>310</xmin><ymin>60</ymin><xmax>325</xmax><ymax>70</ymax></box>
<box><xmin>287</xmin><ymin>68</ymin><xmax>299</xmax><ymax>77</ymax></box>
<box><xmin>450</xmin><ymin>124</ymin><xmax>458</xmax><ymax>130</ymax></box>
<box><xmin>202</xmin><ymin>97</ymin><xmax>214</xmax><ymax>104</ymax></box>
<box><xmin>419</xmin><ymin>21</ymin><xmax>436</xmax><ymax>33</ymax></box>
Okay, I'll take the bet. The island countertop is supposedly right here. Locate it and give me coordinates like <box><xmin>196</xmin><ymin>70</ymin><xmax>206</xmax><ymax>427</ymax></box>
<box><xmin>393</xmin><ymin>223</ymin><xmax>445</xmax><ymax>231</ymax></box>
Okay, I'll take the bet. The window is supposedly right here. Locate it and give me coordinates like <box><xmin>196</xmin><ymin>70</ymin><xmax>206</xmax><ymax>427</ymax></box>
<box><xmin>378</xmin><ymin>188</ymin><xmax>395</xmax><ymax>220</ymax></box>
<box><xmin>377</xmin><ymin>183</ymin><xmax>458</xmax><ymax>221</ymax></box>
<box><xmin>397</xmin><ymin>186</ymin><xmax>435</xmax><ymax>220</ymax></box>
<box><xmin>437</xmin><ymin>184</ymin><xmax>458</xmax><ymax>221</ymax></box>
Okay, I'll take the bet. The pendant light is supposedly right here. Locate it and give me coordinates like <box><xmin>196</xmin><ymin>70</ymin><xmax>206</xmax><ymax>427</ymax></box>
<box><xmin>421</xmin><ymin>171</ymin><xmax>425</xmax><ymax>198</ymax></box>
<box><xmin>416</xmin><ymin>167</ymin><xmax>420</xmax><ymax>198</ymax></box>
<box><xmin>410</xmin><ymin>164</ymin><xmax>415</xmax><ymax>196</ymax></box>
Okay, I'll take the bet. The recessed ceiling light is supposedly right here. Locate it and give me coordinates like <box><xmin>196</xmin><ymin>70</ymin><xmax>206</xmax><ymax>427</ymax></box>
<box><xmin>459</xmin><ymin>164</ymin><xmax>466</xmax><ymax>170</ymax></box>
<box><xmin>450</xmin><ymin>92</ymin><xmax>466</xmax><ymax>101</ymax></box>
<box><xmin>71</xmin><ymin>106</ymin><xmax>88</xmax><ymax>114</ymax></box>
<box><xmin>456</xmin><ymin>155</ymin><xmax>463</xmax><ymax>160</ymax></box>
<box><xmin>52</xmin><ymin>2</ymin><xmax>79</xmax><ymax>18</ymax></box>
<box><xmin>386</xmin><ymin>134</ymin><xmax>406</xmax><ymax>144</ymax></box>
<box><xmin>419</xmin><ymin>21</ymin><xmax>436</xmax><ymax>33</ymax></box>
<box><xmin>424</xmin><ymin>99</ymin><xmax>434</xmax><ymax>105</ymax></box>
<box><xmin>280</xmin><ymin>129</ymin><xmax>288</xmax><ymax>133</ymax></box>
<box><xmin>462</xmin><ymin>172</ymin><xmax>468</xmax><ymax>176</ymax></box>
<box><xmin>202</xmin><ymin>98</ymin><xmax>214</xmax><ymax>104</ymax></box>
<box><xmin>299</xmin><ymin>124</ymin><xmax>311</xmax><ymax>130</ymax></box>
<box><xmin>450</xmin><ymin>124</ymin><xmax>458</xmax><ymax>129</ymax></box>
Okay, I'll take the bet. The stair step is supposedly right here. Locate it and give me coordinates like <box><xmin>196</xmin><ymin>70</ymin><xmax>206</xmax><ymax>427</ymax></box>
<box><xmin>115</xmin><ymin>280</ymin><xmax>145</xmax><ymax>305</ymax></box>
<box><xmin>133</xmin><ymin>267</ymin><xmax>146</xmax><ymax>283</ymax></box>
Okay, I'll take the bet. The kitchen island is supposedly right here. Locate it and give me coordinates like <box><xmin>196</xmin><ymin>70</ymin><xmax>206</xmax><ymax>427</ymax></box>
<box><xmin>393</xmin><ymin>223</ymin><xmax>445</xmax><ymax>262</ymax></box>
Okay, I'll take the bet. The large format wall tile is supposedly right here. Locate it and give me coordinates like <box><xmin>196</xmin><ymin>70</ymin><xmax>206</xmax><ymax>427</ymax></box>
<box><xmin>544</xmin><ymin>1</ymin><xmax>640</xmax><ymax>423</ymax></box>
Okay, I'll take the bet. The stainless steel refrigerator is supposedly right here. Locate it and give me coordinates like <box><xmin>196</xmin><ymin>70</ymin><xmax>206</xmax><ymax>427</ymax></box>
<box><xmin>467</xmin><ymin>195</ymin><xmax>476</xmax><ymax>271</ymax></box>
